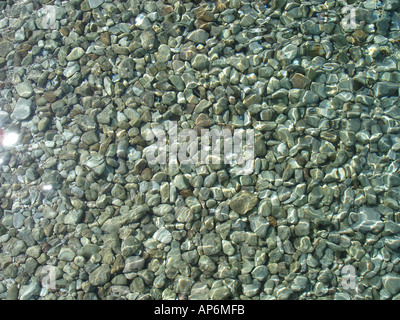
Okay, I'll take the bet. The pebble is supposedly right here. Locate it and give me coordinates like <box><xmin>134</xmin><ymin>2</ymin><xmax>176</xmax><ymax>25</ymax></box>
<box><xmin>89</xmin><ymin>265</ymin><xmax>111</xmax><ymax>286</ymax></box>
<box><xmin>19</xmin><ymin>279</ymin><xmax>40</xmax><ymax>300</ymax></box>
<box><xmin>16</xmin><ymin>81</ymin><xmax>34</xmax><ymax>98</ymax></box>
<box><xmin>12</xmin><ymin>98</ymin><xmax>32</xmax><ymax>121</ymax></box>
<box><xmin>66</xmin><ymin>47</ymin><xmax>85</xmax><ymax>61</ymax></box>
<box><xmin>229</xmin><ymin>191</ymin><xmax>258</xmax><ymax>215</ymax></box>
<box><xmin>0</xmin><ymin>0</ymin><xmax>399</xmax><ymax>302</ymax></box>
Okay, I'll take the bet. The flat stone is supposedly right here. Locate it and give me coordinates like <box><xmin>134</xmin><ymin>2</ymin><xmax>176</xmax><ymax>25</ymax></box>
<box><xmin>12</xmin><ymin>98</ymin><xmax>32</xmax><ymax>121</ymax></box>
<box><xmin>19</xmin><ymin>279</ymin><xmax>40</xmax><ymax>300</ymax></box>
<box><xmin>0</xmin><ymin>40</ymin><xmax>13</xmax><ymax>57</ymax></box>
<box><xmin>291</xmin><ymin>73</ymin><xmax>310</xmax><ymax>89</ymax></box>
<box><xmin>66</xmin><ymin>47</ymin><xmax>85</xmax><ymax>61</ymax></box>
<box><xmin>0</xmin><ymin>111</ymin><xmax>10</xmax><ymax>127</ymax></box>
<box><xmin>16</xmin><ymin>81</ymin><xmax>34</xmax><ymax>98</ymax></box>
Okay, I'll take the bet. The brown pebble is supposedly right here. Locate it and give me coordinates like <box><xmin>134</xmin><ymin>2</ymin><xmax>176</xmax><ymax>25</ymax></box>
<box><xmin>180</xmin><ymin>189</ymin><xmax>193</xmax><ymax>198</ymax></box>
<box><xmin>352</xmin><ymin>29</ymin><xmax>367</xmax><ymax>45</ymax></box>
<box><xmin>59</xmin><ymin>27</ymin><xmax>70</xmax><ymax>37</ymax></box>
<box><xmin>43</xmin><ymin>92</ymin><xmax>57</xmax><ymax>103</ymax></box>
<box><xmin>195</xmin><ymin>113</ymin><xmax>213</xmax><ymax>127</ymax></box>
<box><xmin>100</xmin><ymin>32</ymin><xmax>111</xmax><ymax>46</ymax></box>
<box><xmin>141</xmin><ymin>168</ymin><xmax>153</xmax><ymax>181</ymax></box>
<box><xmin>290</xmin><ymin>73</ymin><xmax>310</xmax><ymax>89</ymax></box>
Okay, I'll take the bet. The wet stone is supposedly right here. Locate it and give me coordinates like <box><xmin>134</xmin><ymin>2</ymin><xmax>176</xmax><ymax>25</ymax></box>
<box><xmin>229</xmin><ymin>191</ymin><xmax>258</xmax><ymax>215</ymax></box>
<box><xmin>16</xmin><ymin>81</ymin><xmax>34</xmax><ymax>98</ymax></box>
<box><xmin>153</xmin><ymin>227</ymin><xmax>172</xmax><ymax>244</ymax></box>
<box><xmin>66</xmin><ymin>47</ymin><xmax>85</xmax><ymax>61</ymax></box>
<box><xmin>192</xmin><ymin>54</ymin><xmax>209</xmax><ymax>71</ymax></box>
<box><xmin>123</xmin><ymin>256</ymin><xmax>146</xmax><ymax>273</ymax></box>
<box><xmin>186</xmin><ymin>29</ymin><xmax>209</xmax><ymax>44</ymax></box>
<box><xmin>0</xmin><ymin>40</ymin><xmax>13</xmax><ymax>57</ymax></box>
<box><xmin>12</xmin><ymin>98</ymin><xmax>32</xmax><ymax>121</ymax></box>
<box><xmin>291</xmin><ymin>73</ymin><xmax>310</xmax><ymax>89</ymax></box>
<box><xmin>118</xmin><ymin>58</ymin><xmax>135</xmax><ymax>79</ymax></box>
<box><xmin>175</xmin><ymin>206</ymin><xmax>193</xmax><ymax>223</ymax></box>
<box><xmin>89</xmin><ymin>265</ymin><xmax>111</xmax><ymax>286</ymax></box>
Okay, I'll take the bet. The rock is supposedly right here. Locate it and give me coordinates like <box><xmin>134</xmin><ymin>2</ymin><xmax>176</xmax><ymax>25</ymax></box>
<box><xmin>12</xmin><ymin>98</ymin><xmax>32</xmax><ymax>120</ymax></box>
<box><xmin>175</xmin><ymin>206</ymin><xmax>193</xmax><ymax>223</ymax></box>
<box><xmin>6</xmin><ymin>286</ymin><xmax>19</xmax><ymax>300</ymax></box>
<box><xmin>89</xmin><ymin>265</ymin><xmax>111</xmax><ymax>286</ymax></box>
<box><xmin>249</xmin><ymin>215</ymin><xmax>269</xmax><ymax>238</ymax></box>
<box><xmin>277</xmin><ymin>43</ymin><xmax>298</xmax><ymax>61</ymax></box>
<box><xmin>38</xmin><ymin>117</ymin><xmax>50</xmax><ymax>131</ymax></box>
<box><xmin>353</xmin><ymin>206</ymin><xmax>384</xmax><ymax>234</ymax></box>
<box><xmin>58</xmin><ymin>247</ymin><xmax>76</xmax><ymax>262</ymax></box>
<box><xmin>118</xmin><ymin>58</ymin><xmax>135</xmax><ymax>79</ymax></box>
<box><xmin>19</xmin><ymin>279</ymin><xmax>41</xmax><ymax>300</ymax></box>
<box><xmin>251</xmin><ymin>265</ymin><xmax>269</xmax><ymax>281</ymax></box>
<box><xmin>192</xmin><ymin>54</ymin><xmax>209</xmax><ymax>70</ymax></box>
<box><xmin>291</xmin><ymin>275</ymin><xmax>309</xmax><ymax>292</ymax></box>
<box><xmin>202</xmin><ymin>233</ymin><xmax>221</xmax><ymax>256</ymax></box>
<box><xmin>186</xmin><ymin>29</ymin><xmax>209</xmax><ymax>44</ymax></box>
<box><xmin>0</xmin><ymin>110</ymin><xmax>10</xmax><ymax>127</ymax></box>
<box><xmin>228</xmin><ymin>56</ymin><xmax>249</xmax><ymax>73</ymax></box>
<box><xmin>173</xmin><ymin>174</ymin><xmax>189</xmax><ymax>190</ymax></box>
<box><xmin>16</xmin><ymin>81</ymin><xmax>34</xmax><ymax>98</ymax></box>
<box><xmin>229</xmin><ymin>191</ymin><xmax>258</xmax><ymax>214</ymax></box>
<box><xmin>135</xmin><ymin>13</ymin><xmax>151</xmax><ymax>30</ymax></box>
<box><xmin>0</xmin><ymin>40</ymin><xmax>13</xmax><ymax>57</ymax></box>
<box><xmin>373</xmin><ymin>82</ymin><xmax>399</xmax><ymax>98</ymax></box>
<box><xmin>210</xmin><ymin>287</ymin><xmax>231</xmax><ymax>300</ymax></box>
<box><xmin>78</xmin><ymin>244</ymin><xmax>101</xmax><ymax>259</ymax></box>
<box><xmin>123</xmin><ymin>256</ymin><xmax>146</xmax><ymax>273</ymax></box>
<box><xmin>291</xmin><ymin>73</ymin><xmax>310</xmax><ymax>89</ymax></box>
<box><xmin>153</xmin><ymin>227</ymin><xmax>172</xmax><ymax>244</ymax></box>
<box><xmin>242</xmin><ymin>281</ymin><xmax>261</xmax><ymax>297</ymax></box>
<box><xmin>88</xmin><ymin>0</ymin><xmax>104</xmax><ymax>9</ymax></box>
<box><xmin>382</xmin><ymin>274</ymin><xmax>400</xmax><ymax>296</ymax></box>
<box><xmin>66</xmin><ymin>47</ymin><xmax>85</xmax><ymax>61</ymax></box>
<box><xmin>156</xmin><ymin>44</ymin><xmax>171</xmax><ymax>63</ymax></box>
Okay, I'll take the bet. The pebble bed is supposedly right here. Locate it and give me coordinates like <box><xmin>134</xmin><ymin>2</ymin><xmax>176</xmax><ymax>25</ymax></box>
<box><xmin>1</xmin><ymin>0</ymin><xmax>400</xmax><ymax>300</ymax></box>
